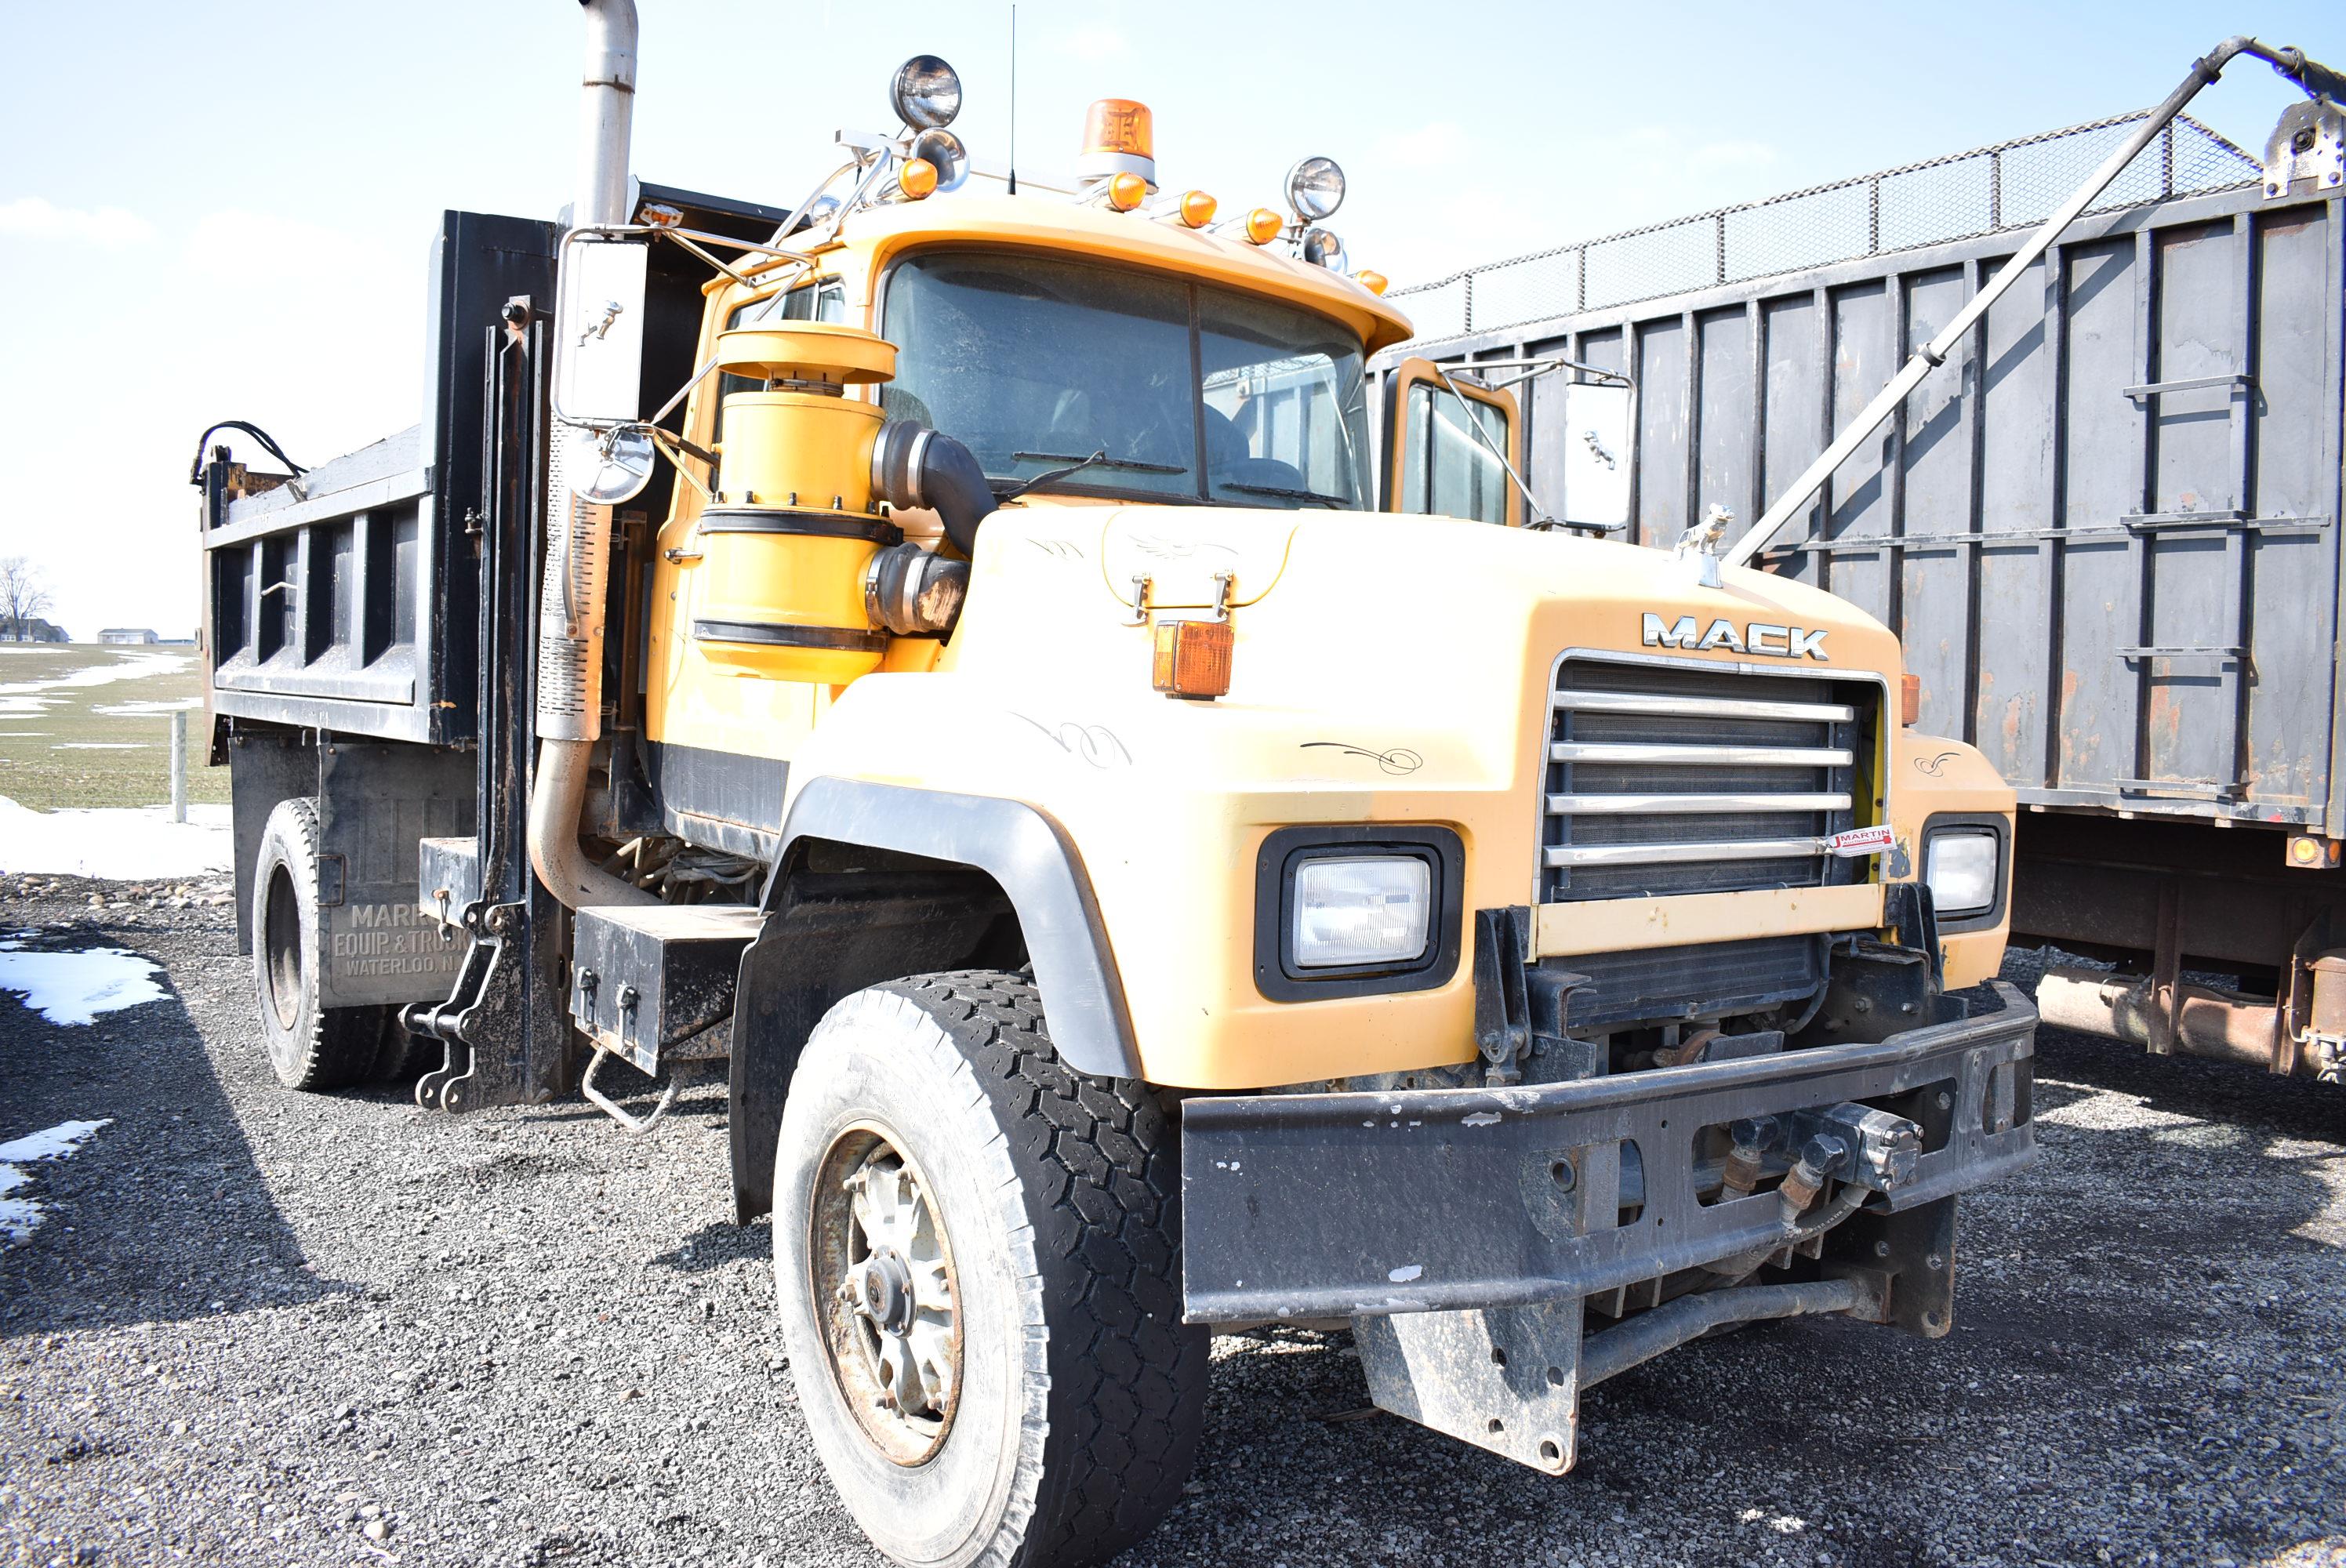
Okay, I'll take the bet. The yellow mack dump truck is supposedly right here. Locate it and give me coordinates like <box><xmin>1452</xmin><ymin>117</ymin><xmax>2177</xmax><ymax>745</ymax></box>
<box><xmin>194</xmin><ymin>6</ymin><xmax>2039</xmax><ymax>1564</ymax></box>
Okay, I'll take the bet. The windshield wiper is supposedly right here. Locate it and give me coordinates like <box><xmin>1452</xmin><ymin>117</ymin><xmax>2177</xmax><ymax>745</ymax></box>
<box><xmin>1221</xmin><ymin>481</ymin><xmax>1353</xmax><ymax>508</ymax></box>
<box><xmin>1011</xmin><ymin>451</ymin><xmax>1187</xmax><ymax>474</ymax></box>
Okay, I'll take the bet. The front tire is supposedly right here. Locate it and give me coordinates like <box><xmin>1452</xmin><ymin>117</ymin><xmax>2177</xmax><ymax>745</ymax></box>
<box><xmin>250</xmin><ymin>797</ymin><xmax>390</xmax><ymax>1091</ymax></box>
<box><xmin>775</xmin><ymin>971</ymin><xmax>1206</xmax><ymax>1568</ymax></box>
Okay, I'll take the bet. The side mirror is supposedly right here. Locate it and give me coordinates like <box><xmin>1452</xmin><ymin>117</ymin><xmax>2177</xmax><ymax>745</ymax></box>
<box><xmin>554</xmin><ymin>237</ymin><xmax>650</xmax><ymax>503</ymax></box>
<box><xmin>1557</xmin><ymin>381</ymin><xmax>1632</xmax><ymax>534</ymax></box>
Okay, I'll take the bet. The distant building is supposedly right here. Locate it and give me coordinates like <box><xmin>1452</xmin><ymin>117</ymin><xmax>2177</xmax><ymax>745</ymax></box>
<box><xmin>99</xmin><ymin>627</ymin><xmax>158</xmax><ymax>645</ymax></box>
<box><xmin>1</xmin><ymin>617</ymin><xmax>68</xmax><ymax>643</ymax></box>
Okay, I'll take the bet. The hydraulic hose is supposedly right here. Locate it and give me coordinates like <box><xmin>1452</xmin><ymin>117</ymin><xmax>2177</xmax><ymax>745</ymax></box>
<box><xmin>870</xmin><ymin>422</ymin><xmax>1000</xmax><ymax>555</ymax></box>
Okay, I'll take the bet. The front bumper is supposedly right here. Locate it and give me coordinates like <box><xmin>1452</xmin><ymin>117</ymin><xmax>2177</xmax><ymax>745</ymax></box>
<box><xmin>1179</xmin><ymin>982</ymin><xmax>2036</xmax><ymax>1324</ymax></box>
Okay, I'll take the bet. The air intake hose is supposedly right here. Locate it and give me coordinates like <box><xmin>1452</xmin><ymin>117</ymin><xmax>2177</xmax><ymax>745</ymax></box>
<box><xmin>870</xmin><ymin>422</ymin><xmax>998</xmax><ymax>556</ymax></box>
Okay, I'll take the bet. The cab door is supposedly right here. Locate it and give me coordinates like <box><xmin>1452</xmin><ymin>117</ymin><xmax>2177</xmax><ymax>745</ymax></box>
<box><xmin>1382</xmin><ymin>357</ymin><xmax>1524</xmax><ymax>526</ymax></box>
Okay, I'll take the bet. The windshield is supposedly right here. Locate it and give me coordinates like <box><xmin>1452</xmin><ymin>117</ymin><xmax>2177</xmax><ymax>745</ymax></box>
<box><xmin>881</xmin><ymin>251</ymin><xmax>1370</xmax><ymax>507</ymax></box>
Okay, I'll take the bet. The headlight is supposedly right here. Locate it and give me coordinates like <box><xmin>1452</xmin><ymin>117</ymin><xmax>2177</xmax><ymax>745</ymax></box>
<box><xmin>1924</xmin><ymin>828</ymin><xmax>2000</xmax><ymax>917</ymax></box>
<box><xmin>1255</xmin><ymin>826</ymin><xmax>1464</xmax><ymax>1000</ymax></box>
<box><xmin>1285</xmin><ymin>155</ymin><xmax>1346</xmax><ymax>221</ymax></box>
<box><xmin>1293</xmin><ymin>857</ymin><xmax>1431</xmax><ymax>968</ymax></box>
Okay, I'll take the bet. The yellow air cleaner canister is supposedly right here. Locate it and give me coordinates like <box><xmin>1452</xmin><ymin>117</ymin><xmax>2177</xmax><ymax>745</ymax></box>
<box><xmin>692</xmin><ymin>321</ymin><xmax>900</xmax><ymax>684</ymax></box>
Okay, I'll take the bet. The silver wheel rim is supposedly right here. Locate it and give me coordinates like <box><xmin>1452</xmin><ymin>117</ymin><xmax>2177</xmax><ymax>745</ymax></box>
<box><xmin>810</xmin><ymin>1123</ymin><xmax>962</xmax><ymax>1465</ymax></box>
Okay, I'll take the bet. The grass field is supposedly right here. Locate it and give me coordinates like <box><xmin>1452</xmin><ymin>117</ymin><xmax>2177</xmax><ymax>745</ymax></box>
<box><xmin>0</xmin><ymin>644</ymin><xmax>229</xmax><ymax>811</ymax></box>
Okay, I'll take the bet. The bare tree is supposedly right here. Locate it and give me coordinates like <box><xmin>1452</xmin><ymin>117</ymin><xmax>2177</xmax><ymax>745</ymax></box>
<box><xmin>0</xmin><ymin>556</ymin><xmax>54</xmax><ymax>641</ymax></box>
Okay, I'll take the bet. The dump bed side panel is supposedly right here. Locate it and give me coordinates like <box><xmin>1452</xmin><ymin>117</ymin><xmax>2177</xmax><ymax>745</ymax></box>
<box><xmin>202</xmin><ymin>210</ymin><xmax>559</xmax><ymax>745</ymax></box>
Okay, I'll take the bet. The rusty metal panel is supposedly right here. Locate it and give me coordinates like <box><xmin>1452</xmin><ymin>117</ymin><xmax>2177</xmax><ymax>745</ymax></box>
<box><xmin>1822</xmin><ymin>280</ymin><xmax>1898</xmax><ymax>625</ymax></box>
<box><xmin>1694</xmin><ymin>307</ymin><xmax>1757</xmax><ymax>528</ymax></box>
<box><xmin>1974</xmin><ymin>252</ymin><xmax>2058</xmax><ymax>782</ymax></box>
<box><xmin>2055</xmin><ymin>237</ymin><xmax>2144</xmax><ymax>794</ymax></box>
<box><xmin>1898</xmin><ymin>265</ymin><xmax>1977</xmax><ymax>739</ymax></box>
<box><xmin>1632</xmin><ymin>317</ymin><xmax>1689</xmax><ymax>548</ymax></box>
<box><xmin>1762</xmin><ymin>293</ymin><xmax>1827</xmax><ymax>590</ymax></box>
<box><xmin>2247</xmin><ymin>208</ymin><xmax>2343</xmax><ymax>818</ymax></box>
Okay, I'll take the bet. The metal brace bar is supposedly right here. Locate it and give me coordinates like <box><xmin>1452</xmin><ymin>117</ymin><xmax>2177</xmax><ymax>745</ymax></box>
<box><xmin>2123</xmin><ymin>372</ymin><xmax>2253</xmax><ymax>399</ymax></box>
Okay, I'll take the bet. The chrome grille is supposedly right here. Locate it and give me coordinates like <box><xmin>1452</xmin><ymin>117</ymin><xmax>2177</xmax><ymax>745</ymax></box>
<box><xmin>1542</xmin><ymin>657</ymin><xmax>1874</xmax><ymax>902</ymax></box>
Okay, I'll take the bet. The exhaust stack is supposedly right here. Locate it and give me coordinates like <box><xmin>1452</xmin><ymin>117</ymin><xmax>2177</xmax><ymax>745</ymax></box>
<box><xmin>528</xmin><ymin>0</ymin><xmax>656</xmax><ymax>909</ymax></box>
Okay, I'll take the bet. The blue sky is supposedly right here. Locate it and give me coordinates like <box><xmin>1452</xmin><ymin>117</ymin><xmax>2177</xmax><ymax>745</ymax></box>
<box><xmin>1</xmin><ymin>0</ymin><xmax>2337</xmax><ymax>637</ymax></box>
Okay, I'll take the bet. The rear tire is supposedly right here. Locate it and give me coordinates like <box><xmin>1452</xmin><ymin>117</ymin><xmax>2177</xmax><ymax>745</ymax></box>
<box><xmin>775</xmin><ymin>971</ymin><xmax>1207</xmax><ymax>1568</ymax></box>
<box><xmin>250</xmin><ymin>797</ymin><xmax>389</xmax><ymax>1091</ymax></box>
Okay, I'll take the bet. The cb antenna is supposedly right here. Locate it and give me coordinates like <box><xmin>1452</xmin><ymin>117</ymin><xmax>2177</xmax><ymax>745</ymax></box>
<box><xmin>1008</xmin><ymin>4</ymin><xmax>1019</xmax><ymax>194</ymax></box>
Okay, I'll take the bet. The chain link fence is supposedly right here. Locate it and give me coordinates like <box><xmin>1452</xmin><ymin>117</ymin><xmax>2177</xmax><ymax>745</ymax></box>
<box><xmin>1389</xmin><ymin>111</ymin><xmax>2262</xmax><ymax>345</ymax></box>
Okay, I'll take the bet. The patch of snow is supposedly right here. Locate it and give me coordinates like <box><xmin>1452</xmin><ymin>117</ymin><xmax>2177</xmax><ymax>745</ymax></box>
<box><xmin>91</xmin><ymin>697</ymin><xmax>202</xmax><ymax>716</ymax></box>
<box><xmin>51</xmin><ymin>742</ymin><xmax>150</xmax><ymax>750</ymax></box>
<box><xmin>0</xmin><ymin>731</ymin><xmax>49</xmax><ymax>736</ymax></box>
<box><xmin>0</xmin><ymin>795</ymin><xmax>231</xmax><ymax>879</ymax></box>
<box><xmin>0</xmin><ymin>945</ymin><xmax>168</xmax><ymax>1025</ymax></box>
<box><xmin>0</xmin><ymin>652</ymin><xmax>192</xmax><ymax>712</ymax></box>
<box><xmin>0</xmin><ymin>1120</ymin><xmax>112</xmax><ymax>1163</ymax></box>
<box><xmin>1387</xmin><ymin>1264</ymin><xmax>1425</xmax><ymax>1283</ymax></box>
<box><xmin>0</xmin><ymin>1117</ymin><xmax>111</xmax><ymax>1247</ymax></box>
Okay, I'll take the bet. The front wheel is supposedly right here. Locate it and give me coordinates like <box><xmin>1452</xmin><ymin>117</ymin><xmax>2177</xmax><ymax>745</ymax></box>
<box><xmin>774</xmin><ymin>972</ymin><xmax>1207</xmax><ymax>1568</ymax></box>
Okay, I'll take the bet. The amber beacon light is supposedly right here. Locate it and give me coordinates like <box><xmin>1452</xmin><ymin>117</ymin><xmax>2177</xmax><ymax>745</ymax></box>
<box><xmin>1078</xmin><ymin>98</ymin><xmax>1157</xmax><ymax>185</ymax></box>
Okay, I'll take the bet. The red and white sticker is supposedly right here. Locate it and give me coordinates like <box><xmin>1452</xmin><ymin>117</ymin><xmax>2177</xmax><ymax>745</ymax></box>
<box><xmin>1821</xmin><ymin>824</ymin><xmax>1897</xmax><ymax>858</ymax></box>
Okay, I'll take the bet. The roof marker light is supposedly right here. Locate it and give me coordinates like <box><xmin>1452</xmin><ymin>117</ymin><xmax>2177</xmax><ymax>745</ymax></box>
<box><xmin>1244</xmin><ymin>208</ymin><xmax>1283</xmax><ymax>245</ymax></box>
<box><xmin>1179</xmin><ymin>190</ymin><xmax>1218</xmax><ymax>227</ymax></box>
<box><xmin>1356</xmin><ymin>269</ymin><xmax>1389</xmax><ymax>296</ymax></box>
<box><xmin>1106</xmin><ymin>172</ymin><xmax>1149</xmax><ymax>212</ymax></box>
<box><xmin>899</xmin><ymin>158</ymin><xmax>939</xmax><ymax>200</ymax></box>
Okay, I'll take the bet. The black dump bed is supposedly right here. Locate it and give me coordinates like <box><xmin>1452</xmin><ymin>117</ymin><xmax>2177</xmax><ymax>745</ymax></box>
<box><xmin>197</xmin><ymin>184</ymin><xmax>790</xmax><ymax>748</ymax></box>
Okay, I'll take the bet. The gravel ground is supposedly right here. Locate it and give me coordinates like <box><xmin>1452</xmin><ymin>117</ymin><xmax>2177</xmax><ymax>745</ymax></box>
<box><xmin>2</xmin><ymin>882</ymin><xmax>2341</xmax><ymax>1568</ymax></box>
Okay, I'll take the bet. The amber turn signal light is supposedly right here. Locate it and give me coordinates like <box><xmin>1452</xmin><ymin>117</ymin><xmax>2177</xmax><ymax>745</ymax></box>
<box><xmin>1179</xmin><ymin>190</ymin><xmax>1218</xmax><ymax>227</ymax></box>
<box><xmin>1106</xmin><ymin>172</ymin><xmax>1149</xmax><ymax>212</ymax></box>
<box><xmin>1356</xmin><ymin>269</ymin><xmax>1389</xmax><ymax>296</ymax></box>
<box><xmin>1244</xmin><ymin>208</ymin><xmax>1283</xmax><ymax>245</ymax></box>
<box><xmin>1900</xmin><ymin>672</ymin><xmax>1921</xmax><ymax>727</ymax></box>
<box><xmin>2286</xmin><ymin>834</ymin><xmax>2341</xmax><ymax>869</ymax></box>
<box><xmin>899</xmin><ymin>158</ymin><xmax>939</xmax><ymax>200</ymax></box>
<box><xmin>1153</xmin><ymin>619</ymin><xmax>1233</xmax><ymax>700</ymax></box>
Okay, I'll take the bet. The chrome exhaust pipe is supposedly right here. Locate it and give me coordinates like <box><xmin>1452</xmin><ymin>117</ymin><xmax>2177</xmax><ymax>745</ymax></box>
<box><xmin>528</xmin><ymin>0</ymin><xmax>654</xmax><ymax>909</ymax></box>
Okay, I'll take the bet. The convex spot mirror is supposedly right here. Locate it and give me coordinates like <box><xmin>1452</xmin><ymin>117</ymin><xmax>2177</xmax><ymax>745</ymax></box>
<box><xmin>909</xmin><ymin>126</ymin><xmax>969</xmax><ymax>192</ymax></box>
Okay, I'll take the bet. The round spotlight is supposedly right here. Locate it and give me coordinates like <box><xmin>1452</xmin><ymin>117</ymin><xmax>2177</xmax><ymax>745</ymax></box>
<box><xmin>890</xmin><ymin>55</ymin><xmax>962</xmax><ymax>129</ymax></box>
<box><xmin>1302</xmin><ymin>227</ymin><xmax>1343</xmax><ymax>268</ymax></box>
<box><xmin>1285</xmin><ymin>155</ymin><xmax>1345</xmax><ymax>221</ymax></box>
<box><xmin>908</xmin><ymin>126</ymin><xmax>968</xmax><ymax>191</ymax></box>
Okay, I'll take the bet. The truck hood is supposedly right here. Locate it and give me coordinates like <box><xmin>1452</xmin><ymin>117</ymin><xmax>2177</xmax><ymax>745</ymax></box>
<box><xmin>1025</xmin><ymin>502</ymin><xmax>1903</xmax><ymax>677</ymax></box>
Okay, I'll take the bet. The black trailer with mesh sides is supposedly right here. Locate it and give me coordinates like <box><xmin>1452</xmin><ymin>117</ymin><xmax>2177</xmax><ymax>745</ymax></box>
<box><xmin>1372</xmin><ymin>99</ymin><xmax>2346</xmax><ymax>1084</ymax></box>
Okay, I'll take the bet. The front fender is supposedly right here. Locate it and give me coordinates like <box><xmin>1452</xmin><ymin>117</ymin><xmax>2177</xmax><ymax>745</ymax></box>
<box><xmin>1890</xmin><ymin>731</ymin><xmax>2017</xmax><ymax>989</ymax></box>
<box><xmin>766</xmin><ymin>777</ymin><xmax>1141</xmax><ymax>1079</ymax></box>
